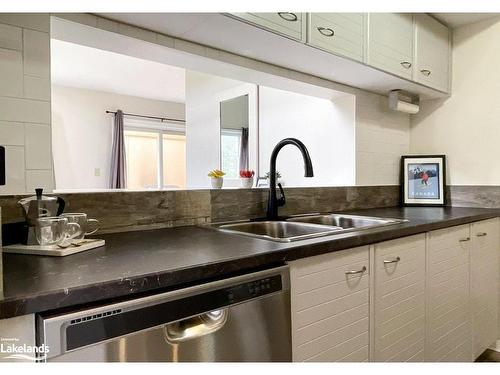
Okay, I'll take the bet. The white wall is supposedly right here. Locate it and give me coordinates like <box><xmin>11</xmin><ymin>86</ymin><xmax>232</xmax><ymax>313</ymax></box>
<box><xmin>51</xmin><ymin>85</ymin><xmax>185</xmax><ymax>190</ymax></box>
<box><xmin>0</xmin><ymin>14</ymin><xmax>53</xmax><ymax>195</ymax></box>
<box><xmin>259</xmin><ymin>86</ymin><xmax>356</xmax><ymax>187</ymax></box>
<box><xmin>410</xmin><ymin>16</ymin><xmax>500</xmax><ymax>185</ymax></box>
<box><xmin>185</xmin><ymin>71</ymin><xmax>257</xmax><ymax>188</ymax></box>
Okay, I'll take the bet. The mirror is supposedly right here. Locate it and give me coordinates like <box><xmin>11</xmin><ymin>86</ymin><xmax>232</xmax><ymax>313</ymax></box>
<box><xmin>0</xmin><ymin>16</ymin><xmax>356</xmax><ymax>195</ymax></box>
<box><xmin>220</xmin><ymin>95</ymin><xmax>249</xmax><ymax>179</ymax></box>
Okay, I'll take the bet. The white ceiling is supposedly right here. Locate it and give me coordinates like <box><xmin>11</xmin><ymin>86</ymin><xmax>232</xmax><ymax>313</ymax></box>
<box><xmin>50</xmin><ymin>39</ymin><xmax>186</xmax><ymax>103</ymax></box>
<box><xmin>432</xmin><ymin>13</ymin><xmax>499</xmax><ymax>28</ymax></box>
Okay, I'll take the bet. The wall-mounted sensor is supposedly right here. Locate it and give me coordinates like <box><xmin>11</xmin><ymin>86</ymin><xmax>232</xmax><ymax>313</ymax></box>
<box><xmin>0</xmin><ymin>146</ymin><xmax>5</xmax><ymax>186</ymax></box>
<box><xmin>388</xmin><ymin>90</ymin><xmax>420</xmax><ymax>114</ymax></box>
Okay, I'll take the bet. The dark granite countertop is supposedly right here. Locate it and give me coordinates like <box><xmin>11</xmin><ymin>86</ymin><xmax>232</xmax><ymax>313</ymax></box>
<box><xmin>1</xmin><ymin>206</ymin><xmax>499</xmax><ymax>319</ymax></box>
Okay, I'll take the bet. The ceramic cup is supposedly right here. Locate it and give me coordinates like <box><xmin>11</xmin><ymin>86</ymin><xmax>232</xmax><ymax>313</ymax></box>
<box><xmin>211</xmin><ymin>177</ymin><xmax>223</xmax><ymax>189</ymax></box>
<box><xmin>36</xmin><ymin>217</ymin><xmax>82</xmax><ymax>246</ymax></box>
<box><xmin>61</xmin><ymin>213</ymin><xmax>100</xmax><ymax>241</ymax></box>
<box><xmin>240</xmin><ymin>177</ymin><xmax>254</xmax><ymax>188</ymax></box>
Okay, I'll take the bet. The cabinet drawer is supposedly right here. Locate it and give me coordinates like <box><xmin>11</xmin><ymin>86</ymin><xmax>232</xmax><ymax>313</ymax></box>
<box><xmin>367</xmin><ymin>13</ymin><xmax>414</xmax><ymax>79</ymax></box>
<box><xmin>308</xmin><ymin>13</ymin><xmax>365</xmax><ymax>62</ymax></box>
<box><xmin>290</xmin><ymin>246</ymin><xmax>369</xmax><ymax>362</ymax></box>
<box><xmin>230</xmin><ymin>12</ymin><xmax>305</xmax><ymax>41</ymax></box>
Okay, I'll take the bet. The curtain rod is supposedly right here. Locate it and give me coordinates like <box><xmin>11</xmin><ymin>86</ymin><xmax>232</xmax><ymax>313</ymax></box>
<box><xmin>106</xmin><ymin>110</ymin><xmax>185</xmax><ymax>123</ymax></box>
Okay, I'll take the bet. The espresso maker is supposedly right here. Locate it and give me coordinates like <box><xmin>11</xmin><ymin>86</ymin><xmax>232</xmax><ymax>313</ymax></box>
<box><xmin>18</xmin><ymin>188</ymin><xmax>65</xmax><ymax>245</ymax></box>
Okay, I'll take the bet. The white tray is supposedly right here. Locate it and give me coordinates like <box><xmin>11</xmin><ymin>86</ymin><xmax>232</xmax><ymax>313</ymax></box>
<box><xmin>3</xmin><ymin>239</ymin><xmax>105</xmax><ymax>256</ymax></box>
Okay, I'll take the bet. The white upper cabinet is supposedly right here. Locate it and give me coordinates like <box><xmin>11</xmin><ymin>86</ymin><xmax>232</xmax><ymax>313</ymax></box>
<box><xmin>230</xmin><ymin>13</ymin><xmax>306</xmax><ymax>42</ymax></box>
<box><xmin>414</xmin><ymin>14</ymin><xmax>450</xmax><ymax>92</ymax></box>
<box><xmin>367</xmin><ymin>13</ymin><xmax>414</xmax><ymax>80</ymax></box>
<box><xmin>308</xmin><ymin>13</ymin><xmax>365</xmax><ymax>62</ymax></box>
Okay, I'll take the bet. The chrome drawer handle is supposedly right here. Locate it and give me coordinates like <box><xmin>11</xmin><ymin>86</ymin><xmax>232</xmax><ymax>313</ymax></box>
<box><xmin>383</xmin><ymin>256</ymin><xmax>401</xmax><ymax>265</ymax></box>
<box><xmin>277</xmin><ymin>12</ymin><xmax>298</xmax><ymax>22</ymax></box>
<box><xmin>421</xmin><ymin>69</ymin><xmax>431</xmax><ymax>76</ymax></box>
<box><xmin>317</xmin><ymin>27</ymin><xmax>335</xmax><ymax>37</ymax></box>
<box><xmin>459</xmin><ymin>237</ymin><xmax>471</xmax><ymax>242</ymax></box>
<box><xmin>400</xmin><ymin>61</ymin><xmax>412</xmax><ymax>69</ymax></box>
<box><xmin>476</xmin><ymin>232</ymin><xmax>488</xmax><ymax>237</ymax></box>
<box><xmin>345</xmin><ymin>266</ymin><xmax>366</xmax><ymax>275</ymax></box>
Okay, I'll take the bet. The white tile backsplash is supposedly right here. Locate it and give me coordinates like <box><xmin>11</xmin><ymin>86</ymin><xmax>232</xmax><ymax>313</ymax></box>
<box><xmin>0</xmin><ymin>121</ymin><xmax>24</xmax><ymax>146</ymax></box>
<box><xmin>23</xmin><ymin>75</ymin><xmax>50</xmax><ymax>100</ymax></box>
<box><xmin>26</xmin><ymin>169</ymin><xmax>54</xmax><ymax>192</ymax></box>
<box><xmin>0</xmin><ymin>48</ymin><xmax>23</xmax><ymax>97</ymax></box>
<box><xmin>23</xmin><ymin>29</ymin><xmax>50</xmax><ymax>78</ymax></box>
<box><xmin>0</xmin><ymin>96</ymin><xmax>51</xmax><ymax>123</ymax></box>
<box><xmin>0</xmin><ymin>23</ymin><xmax>22</xmax><ymax>50</ymax></box>
<box><xmin>0</xmin><ymin>15</ymin><xmax>52</xmax><ymax>194</ymax></box>
<box><xmin>0</xmin><ymin>13</ymin><xmax>49</xmax><ymax>32</ymax></box>
<box><xmin>0</xmin><ymin>146</ymin><xmax>25</xmax><ymax>194</ymax></box>
<box><xmin>25</xmin><ymin>123</ymin><xmax>52</xmax><ymax>169</ymax></box>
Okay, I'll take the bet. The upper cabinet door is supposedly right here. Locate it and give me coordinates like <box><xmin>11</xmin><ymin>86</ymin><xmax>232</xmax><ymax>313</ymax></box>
<box><xmin>367</xmin><ymin>13</ymin><xmax>414</xmax><ymax>79</ymax></box>
<box><xmin>308</xmin><ymin>13</ymin><xmax>365</xmax><ymax>62</ymax></box>
<box><xmin>230</xmin><ymin>13</ymin><xmax>306</xmax><ymax>42</ymax></box>
<box><xmin>414</xmin><ymin>14</ymin><xmax>450</xmax><ymax>93</ymax></box>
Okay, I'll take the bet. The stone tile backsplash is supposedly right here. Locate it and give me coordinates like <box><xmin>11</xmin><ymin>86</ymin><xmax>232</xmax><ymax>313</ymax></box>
<box><xmin>0</xmin><ymin>186</ymin><xmax>400</xmax><ymax>234</ymax></box>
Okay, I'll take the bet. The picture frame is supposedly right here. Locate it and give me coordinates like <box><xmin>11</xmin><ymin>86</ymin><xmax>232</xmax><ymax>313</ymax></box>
<box><xmin>400</xmin><ymin>155</ymin><xmax>446</xmax><ymax>207</ymax></box>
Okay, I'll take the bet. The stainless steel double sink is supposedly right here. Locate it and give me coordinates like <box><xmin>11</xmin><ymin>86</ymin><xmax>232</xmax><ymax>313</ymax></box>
<box><xmin>212</xmin><ymin>213</ymin><xmax>408</xmax><ymax>242</ymax></box>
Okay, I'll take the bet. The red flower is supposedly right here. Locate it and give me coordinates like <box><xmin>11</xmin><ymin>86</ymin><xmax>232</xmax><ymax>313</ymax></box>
<box><xmin>239</xmin><ymin>170</ymin><xmax>255</xmax><ymax>178</ymax></box>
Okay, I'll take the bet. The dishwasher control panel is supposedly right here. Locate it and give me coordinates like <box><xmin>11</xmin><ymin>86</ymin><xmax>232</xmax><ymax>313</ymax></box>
<box><xmin>227</xmin><ymin>275</ymin><xmax>282</xmax><ymax>304</ymax></box>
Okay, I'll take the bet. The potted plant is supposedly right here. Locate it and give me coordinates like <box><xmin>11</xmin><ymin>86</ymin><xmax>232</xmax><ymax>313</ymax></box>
<box><xmin>208</xmin><ymin>169</ymin><xmax>225</xmax><ymax>189</ymax></box>
<box><xmin>239</xmin><ymin>170</ymin><xmax>255</xmax><ymax>188</ymax></box>
<box><xmin>264</xmin><ymin>171</ymin><xmax>283</xmax><ymax>186</ymax></box>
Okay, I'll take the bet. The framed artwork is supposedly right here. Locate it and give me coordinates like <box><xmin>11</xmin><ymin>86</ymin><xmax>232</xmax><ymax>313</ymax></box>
<box><xmin>400</xmin><ymin>155</ymin><xmax>446</xmax><ymax>206</ymax></box>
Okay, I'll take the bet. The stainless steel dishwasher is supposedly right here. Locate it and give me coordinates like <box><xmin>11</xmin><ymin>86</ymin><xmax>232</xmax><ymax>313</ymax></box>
<box><xmin>37</xmin><ymin>266</ymin><xmax>291</xmax><ymax>362</ymax></box>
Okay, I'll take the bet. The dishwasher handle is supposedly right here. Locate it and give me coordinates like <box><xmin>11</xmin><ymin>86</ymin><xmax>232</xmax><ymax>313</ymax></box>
<box><xmin>164</xmin><ymin>309</ymin><xmax>228</xmax><ymax>343</ymax></box>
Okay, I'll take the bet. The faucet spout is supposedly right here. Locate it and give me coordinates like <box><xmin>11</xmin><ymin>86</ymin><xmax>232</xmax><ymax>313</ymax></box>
<box><xmin>266</xmin><ymin>138</ymin><xmax>314</xmax><ymax>220</ymax></box>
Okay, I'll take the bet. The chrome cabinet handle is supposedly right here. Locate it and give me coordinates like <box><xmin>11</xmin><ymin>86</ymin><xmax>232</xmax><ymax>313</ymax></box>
<box><xmin>421</xmin><ymin>69</ymin><xmax>431</xmax><ymax>76</ymax></box>
<box><xmin>345</xmin><ymin>266</ymin><xmax>367</xmax><ymax>275</ymax></box>
<box><xmin>383</xmin><ymin>256</ymin><xmax>401</xmax><ymax>265</ymax></box>
<box><xmin>459</xmin><ymin>237</ymin><xmax>471</xmax><ymax>242</ymax></box>
<box><xmin>476</xmin><ymin>232</ymin><xmax>488</xmax><ymax>237</ymax></box>
<box><xmin>277</xmin><ymin>12</ymin><xmax>298</xmax><ymax>22</ymax></box>
<box><xmin>317</xmin><ymin>27</ymin><xmax>335</xmax><ymax>37</ymax></box>
<box><xmin>400</xmin><ymin>61</ymin><xmax>412</xmax><ymax>69</ymax></box>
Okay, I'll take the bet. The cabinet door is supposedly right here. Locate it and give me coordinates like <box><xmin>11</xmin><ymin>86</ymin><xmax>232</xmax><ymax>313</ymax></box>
<box><xmin>426</xmin><ymin>225</ymin><xmax>473</xmax><ymax>362</ymax></box>
<box><xmin>289</xmin><ymin>246</ymin><xmax>369</xmax><ymax>362</ymax></box>
<box><xmin>308</xmin><ymin>13</ymin><xmax>365</xmax><ymax>62</ymax></box>
<box><xmin>471</xmin><ymin>219</ymin><xmax>500</xmax><ymax>358</ymax></box>
<box><xmin>373</xmin><ymin>234</ymin><xmax>426</xmax><ymax>362</ymax></box>
<box><xmin>367</xmin><ymin>13</ymin><xmax>414</xmax><ymax>79</ymax></box>
<box><xmin>414</xmin><ymin>14</ymin><xmax>450</xmax><ymax>92</ymax></box>
<box><xmin>230</xmin><ymin>12</ymin><xmax>306</xmax><ymax>42</ymax></box>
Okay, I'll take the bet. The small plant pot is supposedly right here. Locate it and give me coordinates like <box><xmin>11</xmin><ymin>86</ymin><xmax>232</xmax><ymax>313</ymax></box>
<box><xmin>211</xmin><ymin>177</ymin><xmax>223</xmax><ymax>189</ymax></box>
<box><xmin>240</xmin><ymin>177</ymin><xmax>254</xmax><ymax>189</ymax></box>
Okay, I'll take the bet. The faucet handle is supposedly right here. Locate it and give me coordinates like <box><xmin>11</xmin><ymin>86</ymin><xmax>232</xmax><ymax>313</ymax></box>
<box><xmin>277</xmin><ymin>183</ymin><xmax>286</xmax><ymax>207</ymax></box>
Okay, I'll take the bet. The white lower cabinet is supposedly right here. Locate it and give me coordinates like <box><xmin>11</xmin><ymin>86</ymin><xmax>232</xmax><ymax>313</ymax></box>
<box><xmin>372</xmin><ymin>234</ymin><xmax>426</xmax><ymax>362</ymax></box>
<box><xmin>426</xmin><ymin>224</ymin><xmax>476</xmax><ymax>362</ymax></box>
<box><xmin>289</xmin><ymin>246</ymin><xmax>370</xmax><ymax>362</ymax></box>
<box><xmin>289</xmin><ymin>218</ymin><xmax>500</xmax><ymax>362</ymax></box>
<box><xmin>470</xmin><ymin>219</ymin><xmax>500</xmax><ymax>358</ymax></box>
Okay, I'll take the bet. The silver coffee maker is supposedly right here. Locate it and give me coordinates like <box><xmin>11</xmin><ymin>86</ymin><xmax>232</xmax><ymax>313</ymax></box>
<box><xmin>18</xmin><ymin>188</ymin><xmax>65</xmax><ymax>245</ymax></box>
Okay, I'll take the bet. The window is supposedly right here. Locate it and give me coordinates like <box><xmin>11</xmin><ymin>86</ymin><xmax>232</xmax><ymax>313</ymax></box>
<box><xmin>123</xmin><ymin>119</ymin><xmax>186</xmax><ymax>190</ymax></box>
<box><xmin>221</xmin><ymin>129</ymin><xmax>242</xmax><ymax>179</ymax></box>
